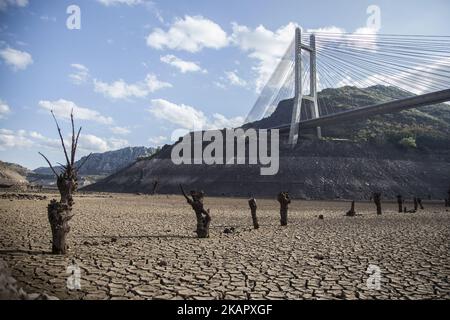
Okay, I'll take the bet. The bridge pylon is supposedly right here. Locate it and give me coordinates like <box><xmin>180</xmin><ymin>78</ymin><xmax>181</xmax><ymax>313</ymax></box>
<box><xmin>288</xmin><ymin>27</ymin><xmax>322</xmax><ymax>145</ymax></box>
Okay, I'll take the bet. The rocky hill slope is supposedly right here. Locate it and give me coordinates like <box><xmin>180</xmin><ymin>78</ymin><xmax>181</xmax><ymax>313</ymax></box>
<box><xmin>0</xmin><ymin>161</ymin><xmax>30</xmax><ymax>189</ymax></box>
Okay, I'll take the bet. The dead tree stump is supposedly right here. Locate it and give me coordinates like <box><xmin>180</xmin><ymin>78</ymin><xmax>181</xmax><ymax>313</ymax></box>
<box><xmin>197</xmin><ymin>209</ymin><xmax>211</xmax><ymax>238</ymax></box>
<box><xmin>180</xmin><ymin>185</ymin><xmax>211</xmax><ymax>238</ymax></box>
<box><xmin>39</xmin><ymin>111</ymin><xmax>89</xmax><ymax>255</ymax></box>
<box><xmin>373</xmin><ymin>192</ymin><xmax>382</xmax><ymax>215</ymax></box>
<box><xmin>277</xmin><ymin>192</ymin><xmax>290</xmax><ymax>226</ymax></box>
<box><xmin>346</xmin><ymin>200</ymin><xmax>356</xmax><ymax>217</ymax></box>
<box><xmin>396</xmin><ymin>195</ymin><xmax>403</xmax><ymax>213</ymax></box>
<box><xmin>248</xmin><ymin>198</ymin><xmax>259</xmax><ymax>229</ymax></box>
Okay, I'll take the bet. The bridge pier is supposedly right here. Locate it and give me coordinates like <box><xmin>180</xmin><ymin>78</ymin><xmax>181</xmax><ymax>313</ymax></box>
<box><xmin>288</xmin><ymin>28</ymin><xmax>321</xmax><ymax>146</ymax></box>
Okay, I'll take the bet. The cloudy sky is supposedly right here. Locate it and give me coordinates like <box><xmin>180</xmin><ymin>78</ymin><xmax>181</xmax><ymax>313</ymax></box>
<box><xmin>0</xmin><ymin>0</ymin><xmax>449</xmax><ymax>169</ymax></box>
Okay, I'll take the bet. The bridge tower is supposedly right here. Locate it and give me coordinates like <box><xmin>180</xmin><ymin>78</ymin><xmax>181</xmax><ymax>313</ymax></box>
<box><xmin>288</xmin><ymin>27</ymin><xmax>322</xmax><ymax>145</ymax></box>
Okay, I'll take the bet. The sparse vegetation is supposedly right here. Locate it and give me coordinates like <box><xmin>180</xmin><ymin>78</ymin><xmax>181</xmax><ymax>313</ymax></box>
<box><xmin>137</xmin><ymin>146</ymin><xmax>162</xmax><ymax>161</ymax></box>
<box><xmin>317</xmin><ymin>86</ymin><xmax>450</xmax><ymax>150</ymax></box>
<box><xmin>398</xmin><ymin>136</ymin><xmax>417</xmax><ymax>149</ymax></box>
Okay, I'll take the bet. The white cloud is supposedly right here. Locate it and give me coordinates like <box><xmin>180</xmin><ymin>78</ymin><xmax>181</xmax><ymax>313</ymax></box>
<box><xmin>94</xmin><ymin>79</ymin><xmax>147</xmax><ymax>99</ymax></box>
<box><xmin>0</xmin><ymin>0</ymin><xmax>28</xmax><ymax>11</ymax></box>
<box><xmin>40</xmin><ymin>15</ymin><xmax>56</xmax><ymax>22</ymax></box>
<box><xmin>147</xmin><ymin>15</ymin><xmax>229</xmax><ymax>53</ymax></box>
<box><xmin>110</xmin><ymin>126</ymin><xmax>130</xmax><ymax>135</ymax></box>
<box><xmin>107</xmin><ymin>137</ymin><xmax>129</xmax><ymax>150</ymax></box>
<box><xmin>148</xmin><ymin>135</ymin><xmax>167</xmax><ymax>145</ymax></box>
<box><xmin>149</xmin><ymin>99</ymin><xmax>207</xmax><ymax>130</ymax></box>
<box><xmin>0</xmin><ymin>99</ymin><xmax>11</xmax><ymax>119</ymax></box>
<box><xmin>28</xmin><ymin>131</ymin><xmax>60</xmax><ymax>149</ymax></box>
<box><xmin>160</xmin><ymin>54</ymin><xmax>207</xmax><ymax>74</ymax></box>
<box><xmin>307</xmin><ymin>25</ymin><xmax>379</xmax><ymax>51</ymax></box>
<box><xmin>0</xmin><ymin>46</ymin><xmax>33</xmax><ymax>71</ymax></box>
<box><xmin>96</xmin><ymin>0</ymin><xmax>144</xmax><ymax>6</ymax></box>
<box><xmin>68</xmin><ymin>63</ymin><xmax>172</xmax><ymax>99</ymax></box>
<box><xmin>225</xmin><ymin>70</ymin><xmax>247</xmax><ymax>87</ymax></box>
<box><xmin>78</xmin><ymin>134</ymin><xmax>128</xmax><ymax>153</ymax></box>
<box><xmin>145</xmin><ymin>73</ymin><xmax>172</xmax><ymax>92</ymax></box>
<box><xmin>69</xmin><ymin>63</ymin><xmax>90</xmax><ymax>85</ymax></box>
<box><xmin>306</xmin><ymin>26</ymin><xmax>345</xmax><ymax>35</ymax></box>
<box><xmin>38</xmin><ymin>99</ymin><xmax>113</xmax><ymax>125</ymax></box>
<box><xmin>0</xmin><ymin>128</ymin><xmax>128</xmax><ymax>154</ymax></box>
<box><xmin>93</xmin><ymin>73</ymin><xmax>172</xmax><ymax>100</ymax></box>
<box><xmin>210</xmin><ymin>113</ymin><xmax>245</xmax><ymax>129</ymax></box>
<box><xmin>214</xmin><ymin>81</ymin><xmax>226</xmax><ymax>89</ymax></box>
<box><xmin>0</xmin><ymin>128</ymin><xmax>32</xmax><ymax>150</ymax></box>
<box><xmin>230</xmin><ymin>22</ymin><xmax>297</xmax><ymax>92</ymax></box>
<box><xmin>148</xmin><ymin>98</ymin><xmax>244</xmax><ymax>131</ymax></box>
<box><xmin>0</xmin><ymin>129</ymin><xmax>60</xmax><ymax>151</ymax></box>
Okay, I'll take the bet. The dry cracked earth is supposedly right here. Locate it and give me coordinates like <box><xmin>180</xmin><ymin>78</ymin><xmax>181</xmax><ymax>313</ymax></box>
<box><xmin>0</xmin><ymin>192</ymin><xmax>449</xmax><ymax>300</ymax></box>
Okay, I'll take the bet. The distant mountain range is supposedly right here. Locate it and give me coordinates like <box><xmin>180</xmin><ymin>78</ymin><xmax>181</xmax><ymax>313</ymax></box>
<box><xmin>33</xmin><ymin>146</ymin><xmax>156</xmax><ymax>176</ymax></box>
<box><xmin>1</xmin><ymin>146</ymin><xmax>158</xmax><ymax>188</ymax></box>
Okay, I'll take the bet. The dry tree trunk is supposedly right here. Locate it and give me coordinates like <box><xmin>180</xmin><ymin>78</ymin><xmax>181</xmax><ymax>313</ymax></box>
<box><xmin>197</xmin><ymin>209</ymin><xmax>211</xmax><ymax>238</ymax></box>
<box><xmin>373</xmin><ymin>192</ymin><xmax>382</xmax><ymax>215</ymax></box>
<box><xmin>180</xmin><ymin>185</ymin><xmax>211</xmax><ymax>238</ymax></box>
<box><xmin>47</xmin><ymin>200</ymin><xmax>73</xmax><ymax>254</ymax></box>
<box><xmin>152</xmin><ymin>180</ymin><xmax>159</xmax><ymax>195</ymax></box>
<box><xmin>277</xmin><ymin>192</ymin><xmax>291</xmax><ymax>226</ymax></box>
<box><xmin>346</xmin><ymin>200</ymin><xmax>356</xmax><ymax>216</ymax></box>
<box><xmin>417</xmin><ymin>198</ymin><xmax>424</xmax><ymax>210</ymax></box>
<box><xmin>248</xmin><ymin>198</ymin><xmax>259</xmax><ymax>229</ymax></box>
<box><xmin>47</xmin><ymin>174</ymin><xmax>78</xmax><ymax>254</ymax></box>
<box><xmin>397</xmin><ymin>195</ymin><xmax>403</xmax><ymax>213</ymax></box>
<box><xmin>39</xmin><ymin>111</ymin><xmax>90</xmax><ymax>254</ymax></box>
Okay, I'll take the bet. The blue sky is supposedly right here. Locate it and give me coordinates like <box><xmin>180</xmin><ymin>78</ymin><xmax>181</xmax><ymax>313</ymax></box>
<box><xmin>0</xmin><ymin>0</ymin><xmax>449</xmax><ymax>169</ymax></box>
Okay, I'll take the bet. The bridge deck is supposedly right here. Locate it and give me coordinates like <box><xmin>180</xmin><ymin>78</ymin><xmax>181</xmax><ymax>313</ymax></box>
<box><xmin>277</xmin><ymin>89</ymin><xmax>450</xmax><ymax>132</ymax></box>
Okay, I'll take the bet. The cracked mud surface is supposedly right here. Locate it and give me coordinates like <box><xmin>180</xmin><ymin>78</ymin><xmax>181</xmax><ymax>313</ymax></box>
<box><xmin>1</xmin><ymin>193</ymin><xmax>449</xmax><ymax>300</ymax></box>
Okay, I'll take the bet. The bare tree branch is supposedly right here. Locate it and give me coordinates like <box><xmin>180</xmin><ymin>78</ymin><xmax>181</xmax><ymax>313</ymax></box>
<box><xmin>180</xmin><ymin>184</ymin><xmax>190</xmax><ymax>202</ymax></box>
<box><xmin>51</xmin><ymin>110</ymin><xmax>70</xmax><ymax>166</ymax></box>
<box><xmin>73</xmin><ymin>126</ymin><xmax>82</xmax><ymax>159</ymax></box>
<box><xmin>38</xmin><ymin>152</ymin><xmax>58</xmax><ymax>177</ymax></box>
<box><xmin>70</xmin><ymin>110</ymin><xmax>75</xmax><ymax>166</ymax></box>
<box><xmin>56</xmin><ymin>162</ymin><xmax>68</xmax><ymax>171</ymax></box>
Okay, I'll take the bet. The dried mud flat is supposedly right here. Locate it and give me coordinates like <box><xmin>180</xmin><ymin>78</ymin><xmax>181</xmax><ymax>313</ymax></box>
<box><xmin>0</xmin><ymin>193</ymin><xmax>449</xmax><ymax>300</ymax></box>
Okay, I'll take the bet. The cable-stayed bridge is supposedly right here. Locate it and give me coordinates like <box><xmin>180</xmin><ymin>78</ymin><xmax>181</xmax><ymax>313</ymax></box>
<box><xmin>245</xmin><ymin>28</ymin><xmax>450</xmax><ymax>145</ymax></box>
